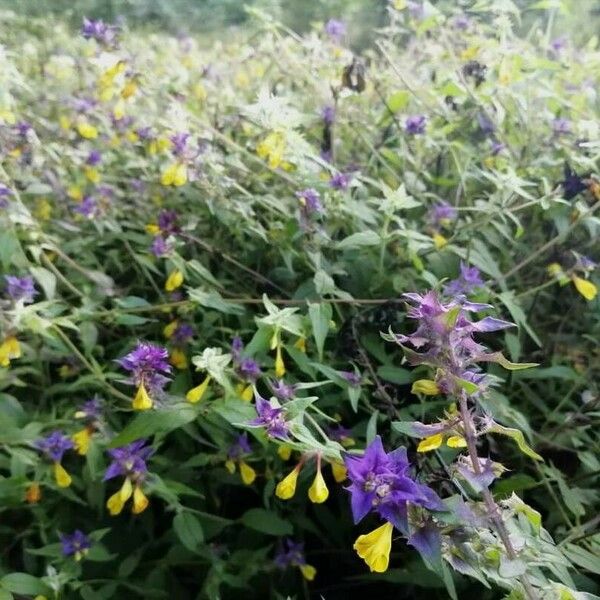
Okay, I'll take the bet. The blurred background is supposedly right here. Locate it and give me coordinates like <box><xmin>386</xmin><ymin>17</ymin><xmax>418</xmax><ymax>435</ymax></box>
<box><xmin>2</xmin><ymin>0</ymin><xmax>600</xmax><ymax>49</ymax></box>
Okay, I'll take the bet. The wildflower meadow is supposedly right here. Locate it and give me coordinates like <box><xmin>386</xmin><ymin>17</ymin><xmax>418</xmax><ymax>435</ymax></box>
<box><xmin>0</xmin><ymin>1</ymin><xmax>599</xmax><ymax>599</ymax></box>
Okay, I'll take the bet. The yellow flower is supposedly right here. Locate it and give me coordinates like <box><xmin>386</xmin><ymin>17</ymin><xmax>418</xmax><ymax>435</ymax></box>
<box><xmin>132</xmin><ymin>485</ymin><xmax>149</xmax><ymax>514</ymax></box>
<box><xmin>411</xmin><ymin>379</ymin><xmax>440</xmax><ymax>396</ymax></box>
<box><xmin>35</xmin><ymin>198</ymin><xmax>52</xmax><ymax>220</ymax></box>
<box><xmin>239</xmin><ymin>461</ymin><xmax>257</xmax><ymax>485</ymax></box>
<box><xmin>113</xmin><ymin>99</ymin><xmax>126</xmax><ymax>120</ymax></box>
<box><xmin>225</xmin><ymin>459</ymin><xmax>236</xmax><ymax>474</ymax></box>
<box><xmin>277</xmin><ymin>445</ymin><xmax>292</xmax><ymax>461</ymax></box>
<box><xmin>161</xmin><ymin>162</ymin><xmax>187</xmax><ymax>187</ymax></box>
<box><xmin>54</xmin><ymin>462</ymin><xmax>72</xmax><ymax>488</ymax></box>
<box><xmin>133</xmin><ymin>382</ymin><xmax>153</xmax><ymax>411</ymax></box>
<box><xmin>163</xmin><ymin>320</ymin><xmax>178</xmax><ymax>338</ymax></box>
<box><xmin>165</xmin><ymin>269</ymin><xmax>184</xmax><ymax>292</ymax></box>
<box><xmin>67</xmin><ymin>185</ymin><xmax>83</xmax><ymax>201</ymax></box>
<box><xmin>432</xmin><ymin>233</ymin><xmax>448</xmax><ymax>249</ymax></box>
<box><xmin>308</xmin><ymin>466</ymin><xmax>329</xmax><ymax>504</ymax></box>
<box><xmin>275</xmin><ymin>344</ymin><xmax>286</xmax><ymax>378</ymax></box>
<box><xmin>170</xmin><ymin>348</ymin><xmax>188</xmax><ymax>370</ymax></box>
<box><xmin>25</xmin><ymin>482</ymin><xmax>42</xmax><ymax>504</ymax></box>
<box><xmin>572</xmin><ymin>276</ymin><xmax>597</xmax><ymax>301</ymax></box>
<box><xmin>392</xmin><ymin>0</ymin><xmax>407</xmax><ymax>9</ymax></box>
<box><xmin>353</xmin><ymin>521</ymin><xmax>394</xmax><ymax>573</ymax></box>
<box><xmin>275</xmin><ymin>465</ymin><xmax>300</xmax><ymax>500</ymax></box>
<box><xmin>193</xmin><ymin>82</ymin><xmax>207</xmax><ymax>101</ymax></box>
<box><xmin>107</xmin><ymin>478</ymin><xmax>133</xmax><ymax>516</ymax></box>
<box><xmin>331</xmin><ymin>462</ymin><xmax>347</xmax><ymax>483</ymax></box>
<box><xmin>72</xmin><ymin>427</ymin><xmax>92</xmax><ymax>456</ymax></box>
<box><xmin>186</xmin><ymin>375</ymin><xmax>211</xmax><ymax>403</ymax></box>
<box><xmin>299</xmin><ymin>564</ymin><xmax>317</xmax><ymax>581</ymax></box>
<box><xmin>239</xmin><ymin>383</ymin><xmax>254</xmax><ymax>402</ymax></box>
<box><xmin>84</xmin><ymin>165</ymin><xmax>100</xmax><ymax>183</ymax></box>
<box><xmin>121</xmin><ymin>78</ymin><xmax>138</xmax><ymax>99</ymax></box>
<box><xmin>256</xmin><ymin>131</ymin><xmax>285</xmax><ymax>169</ymax></box>
<box><xmin>0</xmin><ymin>336</ymin><xmax>21</xmax><ymax>367</ymax></box>
<box><xmin>294</xmin><ymin>336</ymin><xmax>306</xmax><ymax>352</ymax></box>
<box><xmin>77</xmin><ymin>121</ymin><xmax>98</xmax><ymax>139</ymax></box>
<box><xmin>460</xmin><ymin>46</ymin><xmax>479</xmax><ymax>61</ymax></box>
<box><xmin>446</xmin><ymin>435</ymin><xmax>467</xmax><ymax>448</ymax></box>
<box><xmin>417</xmin><ymin>433</ymin><xmax>444</xmax><ymax>453</ymax></box>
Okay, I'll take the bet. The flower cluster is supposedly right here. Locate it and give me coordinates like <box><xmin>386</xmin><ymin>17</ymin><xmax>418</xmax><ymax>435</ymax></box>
<box><xmin>35</xmin><ymin>431</ymin><xmax>75</xmax><ymax>488</ymax></box>
<box><xmin>274</xmin><ymin>539</ymin><xmax>316</xmax><ymax>581</ymax></box>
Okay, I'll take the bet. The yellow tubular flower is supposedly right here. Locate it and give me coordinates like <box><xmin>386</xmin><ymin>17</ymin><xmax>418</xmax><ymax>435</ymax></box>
<box><xmin>353</xmin><ymin>521</ymin><xmax>394</xmax><ymax>573</ymax></box>
<box><xmin>572</xmin><ymin>276</ymin><xmax>598</xmax><ymax>301</ymax></box>
<box><xmin>186</xmin><ymin>375</ymin><xmax>211</xmax><ymax>403</ymax></box>
<box><xmin>163</xmin><ymin>320</ymin><xmax>178</xmax><ymax>338</ymax></box>
<box><xmin>446</xmin><ymin>435</ymin><xmax>467</xmax><ymax>448</ymax></box>
<box><xmin>299</xmin><ymin>564</ymin><xmax>317</xmax><ymax>581</ymax></box>
<box><xmin>294</xmin><ymin>336</ymin><xmax>306</xmax><ymax>352</ymax></box>
<box><xmin>277</xmin><ymin>445</ymin><xmax>292</xmax><ymax>461</ymax></box>
<box><xmin>25</xmin><ymin>482</ymin><xmax>42</xmax><ymax>504</ymax></box>
<box><xmin>161</xmin><ymin>162</ymin><xmax>187</xmax><ymax>187</ymax></box>
<box><xmin>77</xmin><ymin>121</ymin><xmax>98</xmax><ymax>139</ymax></box>
<box><xmin>417</xmin><ymin>433</ymin><xmax>444</xmax><ymax>453</ymax></box>
<box><xmin>331</xmin><ymin>462</ymin><xmax>347</xmax><ymax>483</ymax></box>
<box><xmin>308</xmin><ymin>463</ymin><xmax>329</xmax><ymax>504</ymax></box>
<box><xmin>72</xmin><ymin>427</ymin><xmax>92</xmax><ymax>456</ymax></box>
<box><xmin>275</xmin><ymin>464</ymin><xmax>301</xmax><ymax>500</ymax></box>
<box><xmin>239</xmin><ymin>461</ymin><xmax>257</xmax><ymax>485</ymax></box>
<box><xmin>165</xmin><ymin>269</ymin><xmax>184</xmax><ymax>292</ymax></box>
<box><xmin>225</xmin><ymin>459</ymin><xmax>236</xmax><ymax>474</ymax></box>
<box><xmin>0</xmin><ymin>336</ymin><xmax>21</xmax><ymax>367</ymax></box>
<box><xmin>240</xmin><ymin>384</ymin><xmax>254</xmax><ymax>402</ymax></box>
<box><xmin>411</xmin><ymin>379</ymin><xmax>440</xmax><ymax>396</ymax></box>
<box><xmin>169</xmin><ymin>348</ymin><xmax>188</xmax><ymax>370</ymax></box>
<box><xmin>432</xmin><ymin>233</ymin><xmax>448</xmax><ymax>249</ymax></box>
<box><xmin>275</xmin><ymin>344</ymin><xmax>286</xmax><ymax>378</ymax></box>
<box><xmin>132</xmin><ymin>485</ymin><xmax>149</xmax><ymax>514</ymax></box>
<box><xmin>54</xmin><ymin>462</ymin><xmax>72</xmax><ymax>488</ymax></box>
<box><xmin>133</xmin><ymin>382</ymin><xmax>153</xmax><ymax>411</ymax></box>
<box><xmin>107</xmin><ymin>480</ymin><xmax>132</xmax><ymax>516</ymax></box>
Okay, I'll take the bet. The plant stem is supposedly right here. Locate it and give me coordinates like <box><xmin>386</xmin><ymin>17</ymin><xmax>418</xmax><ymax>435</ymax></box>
<box><xmin>458</xmin><ymin>392</ymin><xmax>539</xmax><ymax>600</ymax></box>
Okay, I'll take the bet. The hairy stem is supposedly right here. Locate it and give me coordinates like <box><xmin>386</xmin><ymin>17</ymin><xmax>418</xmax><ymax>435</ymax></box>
<box><xmin>458</xmin><ymin>392</ymin><xmax>539</xmax><ymax>600</ymax></box>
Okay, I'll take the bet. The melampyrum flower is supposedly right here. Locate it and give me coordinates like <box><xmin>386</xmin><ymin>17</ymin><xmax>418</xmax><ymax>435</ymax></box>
<box><xmin>274</xmin><ymin>539</ymin><xmax>316</xmax><ymax>581</ymax></box>
<box><xmin>225</xmin><ymin>433</ymin><xmax>256</xmax><ymax>485</ymax></box>
<box><xmin>60</xmin><ymin>530</ymin><xmax>91</xmax><ymax>561</ymax></box>
<box><xmin>35</xmin><ymin>431</ymin><xmax>75</xmax><ymax>488</ymax></box>
<box><xmin>104</xmin><ymin>440</ymin><xmax>152</xmax><ymax>516</ymax></box>
<box><xmin>72</xmin><ymin>397</ymin><xmax>103</xmax><ymax>456</ymax></box>
<box><xmin>117</xmin><ymin>342</ymin><xmax>171</xmax><ymax>410</ymax></box>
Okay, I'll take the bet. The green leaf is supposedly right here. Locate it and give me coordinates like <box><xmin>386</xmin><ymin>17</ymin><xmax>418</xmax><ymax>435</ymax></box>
<box><xmin>377</xmin><ymin>365</ymin><xmax>413</xmax><ymax>385</ymax></box>
<box><xmin>498</xmin><ymin>291</ymin><xmax>541</xmax><ymax>347</ymax></box>
<box><xmin>563</xmin><ymin>544</ymin><xmax>600</xmax><ymax>576</ymax></box>
<box><xmin>336</xmin><ymin>231</ymin><xmax>380</xmax><ymax>250</ymax></box>
<box><xmin>488</xmin><ymin>423</ymin><xmax>543</xmax><ymax>461</ymax></box>
<box><xmin>241</xmin><ymin>508</ymin><xmax>293</xmax><ymax>536</ymax></box>
<box><xmin>308</xmin><ymin>302</ymin><xmax>331</xmax><ymax>360</ymax></box>
<box><xmin>108</xmin><ymin>404</ymin><xmax>199</xmax><ymax>448</ymax></box>
<box><xmin>0</xmin><ymin>573</ymin><xmax>51</xmax><ymax>596</ymax></box>
<box><xmin>30</xmin><ymin>266</ymin><xmax>56</xmax><ymax>300</ymax></box>
<box><xmin>386</xmin><ymin>90</ymin><xmax>410</xmax><ymax>113</ymax></box>
<box><xmin>454</xmin><ymin>377</ymin><xmax>479</xmax><ymax>395</ymax></box>
<box><xmin>173</xmin><ymin>511</ymin><xmax>204</xmax><ymax>551</ymax></box>
<box><xmin>0</xmin><ymin>589</ymin><xmax>13</xmax><ymax>600</ymax></box>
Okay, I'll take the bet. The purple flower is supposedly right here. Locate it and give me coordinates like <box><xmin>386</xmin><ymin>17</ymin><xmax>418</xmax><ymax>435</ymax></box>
<box><xmin>170</xmin><ymin>132</ymin><xmax>190</xmax><ymax>157</ymax></box>
<box><xmin>444</xmin><ymin>262</ymin><xmax>483</xmax><ymax>297</ymax></box>
<box><xmin>81</xmin><ymin>17</ymin><xmax>117</xmax><ymax>45</ymax></box>
<box><xmin>15</xmin><ymin>121</ymin><xmax>32</xmax><ymax>137</ymax></box>
<box><xmin>75</xmin><ymin>397</ymin><xmax>103</xmax><ymax>421</ymax></box>
<box><xmin>104</xmin><ymin>440</ymin><xmax>152</xmax><ymax>482</ymax></box>
<box><xmin>389</xmin><ymin>291</ymin><xmax>514</xmax><ymax>395</ymax></box>
<box><xmin>340</xmin><ymin>370</ymin><xmax>361</xmax><ymax>386</ymax></box>
<box><xmin>560</xmin><ymin>164</ymin><xmax>587</xmax><ymax>200</ymax></box>
<box><xmin>231</xmin><ymin>336</ymin><xmax>244</xmax><ymax>360</ymax></box>
<box><xmin>326</xmin><ymin>424</ymin><xmax>353</xmax><ymax>443</ymax></box>
<box><xmin>157</xmin><ymin>209</ymin><xmax>180</xmax><ymax>235</ymax></box>
<box><xmin>550</xmin><ymin>36</ymin><xmax>568</xmax><ymax>54</ymax></box>
<box><xmin>249</xmin><ymin>395</ymin><xmax>289</xmax><ymax>439</ymax></box>
<box><xmin>553</xmin><ymin>117</ymin><xmax>571</xmax><ymax>136</ymax></box>
<box><xmin>117</xmin><ymin>341</ymin><xmax>171</xmax><ymax>395</ymax></box>
<box><xmin>35</xmin><ymin>431</ymin><xmax>74</xmax><ymax>463</ymax></box>
<box><xmin>428</xmin><ymin>201</ymin><xmax>457</xmax><ymax>228</ymax></box>
<box><xmin>227</xmin><ymin>433</ymin><xmax>252</xmax><ymax>460</ymax></box>
<box><xmin>477</xmin><ymin>112</ymin><xmax>495</xmax><ymax>135</ymax></box>
<box><xmin>60</xmin><ymin>530</ymin><xmax>91</xmax><ymax>558</ymax></box>
<box><xmin>172</xmin><ymin>323</ymin><xmax>194</xmax><ymax>345</ymax></box>
<box><xmin>490</xmin><ymin>140</ymin><xmax>505</xmax><ymax>155</ymax></box>
<box><xmin>150</xmin><ymin>236</ymin><xmax>173</xmax><ymax>257</ymax></box>
<box><xmin>321</xmin><ymin>105</ymin><xmax>335</xmax><ymax>125</ymax></box>
<box><xmin>324</xmin><ymin>19</ymin><xmax>346</xmax><ymax>42</ymax></box>
<box><xmin>452</xmin><ymin>14</ymin><xmax>471</xmax><ymax>30</ymax></box>
<box><xmin>329</xmin><ymin>172</ymin><xmax>351</xmax><ymax>190</ymax></box>
<box><xmin>72</xmin><ymin>97</ymin><xmax>97</xmax><ymax>113</ymax></box>
<box><xmin>405</xmin><ymin>115</ymin><xmax>427</xmax><ymax>135</ymax></box>
<box><xmin>136</xmin><ymin>126</ymin><xmax>153</xmax><ymax>140</ymax></box>
<box><xmin>296</xmin><ymin>188</ymin><xmax>323</xmax><ymax>217</ymax></box>
<box><xmin>407</xmin><ymin>1</ymin><xmax>425</xmax><ymax>19</ymax></box>
<box><xmin>0</xmin><ymin>185</ymin><xmax>11</xmax><ymax>208</ymax></box>
<box><xmin>344</xmin><ymin>436</ymin><xmax>443</xmax><ymax>531</ymax></box>
<box><xmin>73</xmin><ymin>196</ymin><xmax>98</xmax><ymax>219</ymax></box>
<box><xmin>86</xmin><ymin>150</ymin><xmax>102</xmax><ymax>166</ymax></box>
<box><xmin>270</xmin><ymin>379</ymin><xmax>298</xmax><ymax>402</ymax></box>
<box><xmin>275</xmin><ymin>539</ymin><xmax>309</xmax><ymax>569</ymax></box>
<box><xmin>4</xmin><ymin>275</ymin><xmax>37</xmax><ymax>303</ymax></box>
<box><xmin>237</xmin><ymin>357</ymin><xmax>261</xmax><ymax>382</ymax></box>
